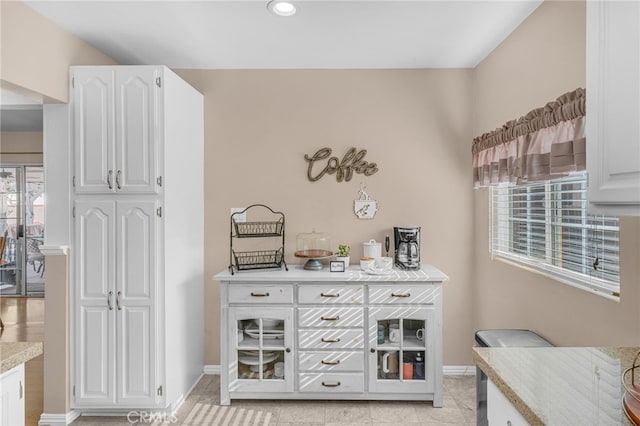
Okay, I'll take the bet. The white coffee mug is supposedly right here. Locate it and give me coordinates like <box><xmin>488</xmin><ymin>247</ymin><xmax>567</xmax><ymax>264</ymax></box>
<box><xmin>389</xmin><ymin>324</ymin><xmax>401</xmax><ymax>342</ymax></box>
<box><xmin>237</xmin><ymin>330</ymin><xmax>244</xmax><ymax>343</ymax></box>
<box><xmin>375</xmin><ymin>256</ymin><xmax>393</xmax><ymax>270</ymax></box>
<box><xmin>416</xmin><ymin>328</ymin><xmax>424</xmax><ymax>341</ymax></box>
<box><xmin>360</xmin><ymin>257</ymin><xmax>375</xmax><ymax>271</ymax></box>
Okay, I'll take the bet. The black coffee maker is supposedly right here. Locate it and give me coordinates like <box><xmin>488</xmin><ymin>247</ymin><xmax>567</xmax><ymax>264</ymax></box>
<box><xmin>394</xmin><ymin>227</ymin><xmax>420</xmax><ymax>270</ymax></box>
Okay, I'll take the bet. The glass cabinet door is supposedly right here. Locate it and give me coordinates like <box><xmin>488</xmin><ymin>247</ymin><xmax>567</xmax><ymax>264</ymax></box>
<box><xmin>228</xmin><ymin>307</ymin><xmax>294</xmax><ymax>393</ymax></box>
<box><xmin>0</xmin><ymin>167</ymin><xmax>23</xmax><ymax>295</ymax></box>
<box><xmin>368</xmin><ymin>306</ymin><xmax>434</xmax><ymax>394</ymax></box>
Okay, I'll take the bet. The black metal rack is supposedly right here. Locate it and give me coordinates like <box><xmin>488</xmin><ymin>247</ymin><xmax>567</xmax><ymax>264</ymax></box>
<box><xmin>229</xmin><ymin>204</ymin><xmax>288</xmax><ymax>274</ymax></box>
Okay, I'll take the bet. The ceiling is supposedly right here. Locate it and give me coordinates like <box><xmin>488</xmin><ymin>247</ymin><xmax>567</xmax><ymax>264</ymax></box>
<box><xmin>4</xmin><ymin>1</ymin><xmax>542</xmax><ymax>131</ymax></box>
<box><xmin>24</xmin><ymin>0</ymin><xmax>543</xmax><ymax>69</ymax></box>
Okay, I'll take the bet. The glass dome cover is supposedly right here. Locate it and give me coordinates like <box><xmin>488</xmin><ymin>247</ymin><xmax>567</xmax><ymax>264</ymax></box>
<box><xmin>294</xmin><ymin>229</ymin><xmax>332</xmax><ymax>270</ymax></box>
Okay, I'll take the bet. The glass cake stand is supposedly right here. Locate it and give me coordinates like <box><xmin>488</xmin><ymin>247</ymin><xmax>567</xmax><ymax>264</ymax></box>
<box><xmin>294</xmin><ymin>249</ymin><xmax>334</xmax><ymax>270</ymax></box>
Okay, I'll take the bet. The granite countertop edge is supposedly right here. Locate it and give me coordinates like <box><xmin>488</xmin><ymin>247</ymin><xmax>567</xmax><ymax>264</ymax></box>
<box><xmin>472</xmin><ymin>347</ymin><xmax>545</xmax><ymax>426</ymax></box>
<box><xmin>1</xmin><ymin>342</ymin><xmax>43</xmax><ymax>374</ymax></box>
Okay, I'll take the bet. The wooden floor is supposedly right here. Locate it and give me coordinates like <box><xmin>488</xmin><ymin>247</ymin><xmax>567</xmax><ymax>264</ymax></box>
<box><xmin>1</xmin><ymin>297</ymin><xmax>44</xmax><ymax>426</ymax></box>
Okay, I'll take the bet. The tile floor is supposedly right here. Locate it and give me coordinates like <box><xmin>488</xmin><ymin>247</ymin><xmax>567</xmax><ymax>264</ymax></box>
<box><xmin>72</xmin><ymin>374</ymin><xmax>477</xmax><ymax>425</ymax></box>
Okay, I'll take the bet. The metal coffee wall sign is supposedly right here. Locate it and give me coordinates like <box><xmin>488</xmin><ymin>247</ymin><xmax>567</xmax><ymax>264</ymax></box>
<box><xmin>304</xmin><ymin>147</ymin><xmax>379</xmax><ymax>183</ymax></box>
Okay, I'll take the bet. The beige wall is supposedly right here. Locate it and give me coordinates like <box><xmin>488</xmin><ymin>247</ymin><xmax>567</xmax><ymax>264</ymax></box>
<box><xmin>0</xmin><ymin>131</ymin><xmax>43</xmax><ymax>163</ymax></box>
<box><xmin>175</xmin><ymin>69</ymin><xmax>476</xmax><ymax>365</ymax></box>
<box><xmin>472</xmin><ymin>0</ymin><xmax>640</xmax><ymax>346</ymax></box>
<box><xmin>0</xmin><ymin>1</ymin><xmax>116</xmax><ymax>103</ymax></box>
<box><xmin>1</xmin><ymin>3</ymin><xmax>116</xmax><ymax>419</ymax></box>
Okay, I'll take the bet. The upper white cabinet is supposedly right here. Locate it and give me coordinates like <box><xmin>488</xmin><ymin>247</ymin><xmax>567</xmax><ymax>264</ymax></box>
<box><xmin>586</xmin><ymin>0</ymin><xmax>640</xmax><ymax>216</ymax></box>
<box><xmin>73</xmin><ymin>67</ymin><xmax>159</xmax><ymax>194</ymax></box>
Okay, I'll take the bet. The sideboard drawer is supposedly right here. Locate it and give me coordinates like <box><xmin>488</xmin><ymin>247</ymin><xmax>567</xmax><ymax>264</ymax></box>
<box><xmin>368</xmin><ymin>285</ymin><xmax>440</xmax><ymax>305</ymax></box>
<box><xmin>298</xmin><ymin>329</ymin><xmax>364</xmax><ymax>349</ymax></box>
<box><xmin>299</xmin><ymin>373</ymin><xmax>364</xmax><ymax>393</ymax></box>
<box><xmin>228</xmin><ymin>285</ymin><xmax>293</xmax><ymax>304</ymax></box>
<box><xmin>298</xmin><ymin>307</ymin><xmax>363</xmax><ymax>328</ymax></box>
<box><xmin>298</xmin><ymin>351</ymin><xmax>364</xmax><ymax>372</ymax></box>
<box><xmin>298</xmin><ymin>285</ymin><xmax>364</xmax><ymax>304</ymax></box>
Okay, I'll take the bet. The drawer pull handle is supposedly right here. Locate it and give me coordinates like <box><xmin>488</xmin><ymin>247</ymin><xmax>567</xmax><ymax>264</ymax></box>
<box><xmin>322</xmin><ymin>381</ymin><xmax>341</xmax><ymax>387</ymax></box>
<box><xmin>321</xmin><ymin>337</ymin><xmax>341</xmax><ymax>343</ymax></box>
<box><xmin>321</xmin><ymin>359</ymin><xmax>341</xmax><ymax>365</ymax></box>
<box><xmin>320</xmin><ymin>293</ymin><xmax>340</xmax><ymax>298</ymax></box>
<box><xmin>391</xmin><ymin>292</ymin><xmax>411</xmax><ymax>298</ymax></box>
<box><xmin>321</xmin><ymin>316</ymin><xmax>340</xmax><ymax>321</ymax></box>
<box><xmin>250</xmin><ymin>292</ymin><xmax>270</xmax><ymax>297</ymax></box>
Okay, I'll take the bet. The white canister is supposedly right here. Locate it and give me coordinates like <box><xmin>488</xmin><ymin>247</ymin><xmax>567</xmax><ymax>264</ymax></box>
<box><xmin>363</xmin><ymin>239</ymin><xmax>382</xmax><ymax>259</ymax></box>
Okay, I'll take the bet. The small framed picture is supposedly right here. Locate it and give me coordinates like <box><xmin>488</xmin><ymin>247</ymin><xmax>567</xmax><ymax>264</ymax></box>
<box><xmin>329</xmin><ymin>261</ymin><xmax>345</xmax><ymax>272</ymax></box>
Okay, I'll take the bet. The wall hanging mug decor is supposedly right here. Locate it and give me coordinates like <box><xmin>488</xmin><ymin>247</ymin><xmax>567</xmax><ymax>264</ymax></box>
<box><xmin>304</xmin><ymin>147</ymin><xmax>378</xmax><ymax>182</ymax></box>
<box><xmin>354</xmin><ymin>182</ymin><xmax>379</xmax><ymax>219</ymax></box>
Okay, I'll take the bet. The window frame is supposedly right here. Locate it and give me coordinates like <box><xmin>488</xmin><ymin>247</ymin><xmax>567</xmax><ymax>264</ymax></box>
<box><xmin>489</xmin><ymin>174</ymin><xmax>620</xmax><ymax>300</ymax></box>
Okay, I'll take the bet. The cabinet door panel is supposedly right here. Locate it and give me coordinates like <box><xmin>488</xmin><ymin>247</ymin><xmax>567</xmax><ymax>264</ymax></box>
<box><xmin>117</xmin><ymin>201</ymin><xmax>156</xmax><ymax>299</ymax></box>
<box><xmin>587</xmin><ymin>1</ymin><xmax>640</xmax><ymax>215</ymax></box>
<box><xmin>76</xmin><ymin>202</ymin><xmax>114</xmax><ymax>299</ymax></box>
<box><xmin>368</xmin><ymin>307</ymin><xmax>434</xmax><ymax>394</ymax></box>
<box><xmin>228</xmin><ymin>307</ymin><xmax>294</xmax><ymax>393</ymax></box>
<box><xmin>115</xmin><ymin>68</ymin><xmax>159</xmax><ymax>193</ymax></box>
<box><xmin>74</xmin><ymin>201</ymin><xmax>116</xmax><ymax>406</ymax></box>
<box><xmin>118</xmin><ymin>306</ymin><xmax>155</xmax><ymax>403</ymax></box>
<box><xmin>116</xmin><ymin>200</ymin><xmax>157</xmax><ymax>405</ymax></box>
<box><xmin>78</xmin><ymin>307</ymin><xmax>114</xmax><ymax>402</ymax></box>
<box><xmin>73</xmin><ymin>68</ymin><xmax>115</xmax><ymax>193</ymax></box>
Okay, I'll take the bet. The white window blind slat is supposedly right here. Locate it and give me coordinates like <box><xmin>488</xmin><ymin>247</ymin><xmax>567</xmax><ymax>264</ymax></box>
<box><xmin>490</xmin><ymin>173</ymin><xmax>620</xmax><ymax>297</ymax></box>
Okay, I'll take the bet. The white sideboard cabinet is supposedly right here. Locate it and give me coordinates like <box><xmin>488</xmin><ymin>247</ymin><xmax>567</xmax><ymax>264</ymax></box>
<box><xmin>586</xmin><ymin>0</ymin><xmax>640</xmax><ymax>216</ymax></box>
<box><xmin>71</xmin><ymin>66</ymin><xmax>204</xmax><ymax>413</ymax></box>
<box><xmin>214</xmin><ymin>265</ymin><xmax>448</xmax><ymax>406</ymax></box>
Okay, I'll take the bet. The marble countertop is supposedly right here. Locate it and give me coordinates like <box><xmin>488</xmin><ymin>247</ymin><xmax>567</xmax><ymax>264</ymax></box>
<box><xmin>1</xmin><ymin>342</ymin><xmax>43</xmax><ymax>374</ymax></box>
<box><xmin>214</xmin><ymin>264</ymin><xmax>449</xmax><ymax>282</ymax></box>
<box><xmin>473</xmin><ymin>346</ymin><xmax>640</xmax><ymax>425</ymax></box>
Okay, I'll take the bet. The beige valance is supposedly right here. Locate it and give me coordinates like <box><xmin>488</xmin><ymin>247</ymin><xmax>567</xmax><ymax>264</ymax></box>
<box><xmin>473</xmin><ymin>88</ymin><xmax>586</xmax><ymax>187</ymax></box>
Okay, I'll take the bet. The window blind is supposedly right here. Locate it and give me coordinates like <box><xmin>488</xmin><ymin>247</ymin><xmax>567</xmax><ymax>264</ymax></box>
<box><xmin>491</xmin><ymin>173</ymin><xmax>620</xmax><ymax>297</ymax></box>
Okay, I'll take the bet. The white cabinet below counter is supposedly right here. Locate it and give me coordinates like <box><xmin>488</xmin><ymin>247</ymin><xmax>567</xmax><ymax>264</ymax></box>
<box><xmin>0</xmin><ymin>342</ymin><xmax>43</xmax><ymax>426</ymax></box>
<box><xmin>214</xmin><ymin>265</ymin><xmax>448</xmax><ymax>407</ymax></box>
<box><xmin>0</xmin><ymin>363</ymin><xmax>25</xmax><ymax>426</ymax></box>
<box><xmin>487</xmin><ymin>378</ymin><xmax>528</xmax><ymax>426</ymax></box>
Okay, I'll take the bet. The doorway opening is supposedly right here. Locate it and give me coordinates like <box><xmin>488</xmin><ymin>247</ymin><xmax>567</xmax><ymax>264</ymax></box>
<box><xmin>0</xmin><ymin>165</ymin><xmax>45</xmax><ymax>297</ymax></box>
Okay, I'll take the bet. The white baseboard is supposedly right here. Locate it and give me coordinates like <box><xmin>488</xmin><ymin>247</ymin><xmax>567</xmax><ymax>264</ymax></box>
<box><xmin>39</xmin><ymin>410</ymin><xmax>80</xmax><ymax>426</ymax></box>
<box><xmin>204</xmin><ymin>364</ymin><xmax>221</xmax><ymax>375</ymax></box>
<box><xmin>205</xmin><ymin>364</ymin><xmax>475</xmax><ymax>376</ymax></box>
<box><xmin>443</xmin><ymin>365</ymin><xmax>476</xmax><ymax>376</ymax></box>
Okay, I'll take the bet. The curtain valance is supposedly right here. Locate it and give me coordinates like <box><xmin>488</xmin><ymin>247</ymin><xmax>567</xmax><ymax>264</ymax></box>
<box><xmin>472</xmin><ymin>88</ymin><xmax>586</xmax><ymax>188</ymax></box>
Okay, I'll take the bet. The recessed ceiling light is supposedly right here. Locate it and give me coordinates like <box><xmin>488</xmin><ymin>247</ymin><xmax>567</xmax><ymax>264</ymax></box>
<box><xmin>267</xmin><ymin>0</ymin><xmax>296</xmax><ymax>17</ymax></box>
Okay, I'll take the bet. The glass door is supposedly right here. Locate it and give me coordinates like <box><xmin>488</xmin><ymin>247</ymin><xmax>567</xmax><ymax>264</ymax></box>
<box><xmin>228</xmin><ymin>307</ymin><xmax>294</xmax><ymax>393</ymax></box>
<box><xmin>368</xmin><ymin>306</ymin><xmax>434</xmax><ymax>394</ymax></box>
<box><xmin>0</xmin><ymin>165</ymin><xmax>45</xmax><ymax>296</ymax></box>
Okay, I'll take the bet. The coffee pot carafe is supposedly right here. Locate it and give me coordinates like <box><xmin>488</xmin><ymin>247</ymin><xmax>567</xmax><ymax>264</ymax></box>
<box><xmin>393</xmin><ymin>226</ymin><xmax>420</xmax><ymax>270</ymax></box>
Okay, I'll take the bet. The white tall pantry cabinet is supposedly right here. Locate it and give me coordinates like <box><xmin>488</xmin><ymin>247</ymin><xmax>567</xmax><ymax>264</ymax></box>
<box><xmin>70</xmin><ymin>66</ymin><xmax>204</xmax><ymax>413</ymax></box>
